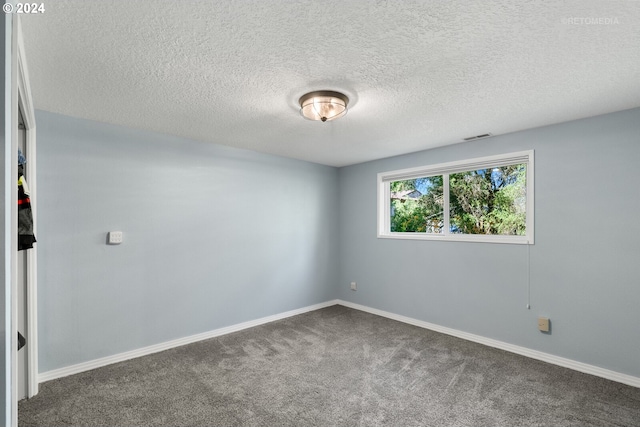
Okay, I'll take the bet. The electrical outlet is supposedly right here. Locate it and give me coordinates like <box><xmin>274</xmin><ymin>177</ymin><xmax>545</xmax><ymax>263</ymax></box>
<box><xmin>108</xmin><ymin>231</ymin><xmax>123</xmax><ymax>245</ymax></box>
<box><xmin>538</xmin><ymin>317</ymin><xmax>550</xmax><ymax>332</ymax></box>
<box><xmin>350</xmin><ymin>282</ymin><xmax>357</xmax><ymax>291</ymax></box>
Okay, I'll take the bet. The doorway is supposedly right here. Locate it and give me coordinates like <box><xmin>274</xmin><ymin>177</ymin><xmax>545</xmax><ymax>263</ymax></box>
<box><xmin>13</xmin><ymin>14</ymin><xmax>38</xmax><ymax>406</ymax></box>
<box><xmin>17</xmin><ymin>111</ymin><xmax>27</xmax><ymax>401</ymax></box>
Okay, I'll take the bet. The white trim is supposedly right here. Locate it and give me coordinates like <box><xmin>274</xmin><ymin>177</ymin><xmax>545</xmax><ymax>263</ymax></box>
<box><xmin>3</xmin><ymin>11</ymin><xmax>17</xmax><ymax>427</ymax></box>
<box><xmin>336</xmin><ymin>300</ymin><xmax>640</xmax><ymax>389</ymax></box>
<box><xmin>15</xmin><ymin>18</ymin><xmax>34</xmax><ymax>128</ymax></box>
<box><xmin>39</xmin><ymin>300</ymin><xmax>339</xmax><ymax>383</ymax></box>
<box><xmin>377</xmin><ymin>232</ymin><xmax>531</xmax><ymax>244</ymax></box>
<box><xmin>15</xmin><ymin>15</ymin><xmax>37</xmax><ymax>399</ymax></box>
<box><xmin>377</xmin><ymin>150</ymin><xmax>534</xmax><ymax>244</ymax></box>
<box><xmin>442</xmin><ymin>174</ymin><xmax>450</xmax><ymax>234</ymax></box>
<box><xmin>8</xmin><ymin>13</ymin><xmax>18</xmax><ymax>427</ymax></box>
<box><xmin>526</xmin><ymin>149</ymin><xmax>535</xmax><ymax>242</ymax></box>
<box><xmin>379</xmin><ymin>150</ymin><xmax>533</xmax><ymax>182</ymax></box>
<box><xmin>37</xmin><ymin>299</ymin><xmax>640</xmax><ymax>390</ymax></box>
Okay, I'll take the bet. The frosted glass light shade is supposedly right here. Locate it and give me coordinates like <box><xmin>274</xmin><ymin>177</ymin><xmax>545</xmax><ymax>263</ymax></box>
<box><xmin>299</xmin><ymin>91</ymin><xmax>349</xmax><ymax>122</ymax></box>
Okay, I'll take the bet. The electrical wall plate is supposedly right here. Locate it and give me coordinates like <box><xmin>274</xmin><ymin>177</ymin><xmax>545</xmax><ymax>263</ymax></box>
<box><xmin>538</xmin><ymin>317</ymin><xmax>550</xmax><ymax>332</ymax></box>
<box><xmin>108</xmin><ymin>231</ymin><xmax>123</xmax><ymax>245</ymax></box>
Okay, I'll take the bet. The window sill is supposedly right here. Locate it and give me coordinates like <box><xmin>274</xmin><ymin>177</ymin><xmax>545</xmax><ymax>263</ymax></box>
<box><xmin>377</xmin><ymin>232</ymin><xmax>533</xmax><ymax>245</ymax></box>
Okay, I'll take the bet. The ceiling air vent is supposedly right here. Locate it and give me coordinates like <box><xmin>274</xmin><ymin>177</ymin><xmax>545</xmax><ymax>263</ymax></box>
<box><xmin>463</xmin><ymin>133</ymin><xmax>493</xmax><ymax>142</ymax></box>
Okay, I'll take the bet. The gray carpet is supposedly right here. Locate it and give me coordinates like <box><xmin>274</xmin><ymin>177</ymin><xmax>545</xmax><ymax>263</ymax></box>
<box><xmin>19</xmin><ymin>305</ymin><xmax>640</xmax><ymax>426</ymax></box>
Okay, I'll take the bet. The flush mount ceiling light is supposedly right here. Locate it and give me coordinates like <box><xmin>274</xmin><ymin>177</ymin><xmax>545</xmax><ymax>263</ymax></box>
<box><xmin>299</xmin><ymin>90</ymin><xmax>349</xmax><ymax>122</ymax></box>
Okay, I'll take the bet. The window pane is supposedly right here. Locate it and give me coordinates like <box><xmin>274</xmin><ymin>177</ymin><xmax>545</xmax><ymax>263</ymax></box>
<box><xmin>449</xmin><ymin>164</ymin><xmax>526</xmax><ymax>235</ymax></box>
<box><xmin>390</xmin><ymin>176</ymin><xmax>443</xmax><ymax>233</ymax></box>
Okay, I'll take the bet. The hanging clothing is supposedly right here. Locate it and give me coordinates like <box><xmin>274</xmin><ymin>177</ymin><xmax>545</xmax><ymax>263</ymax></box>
<box><xmin>18</xmin><ymin>148</ymin><xmax>26</xmax><ymax>166</ymax></box>
<box><xmin>18</xmin><ymin>173</ymin><xmax>36</xmax><ymax>251</ymax></box>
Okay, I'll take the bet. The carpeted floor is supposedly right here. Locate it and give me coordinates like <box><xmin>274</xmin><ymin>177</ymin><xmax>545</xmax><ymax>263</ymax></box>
<box><xmin>19</xmin><ymin>305</ymin><xmax>640</xmax><ymax>426</ymax></box>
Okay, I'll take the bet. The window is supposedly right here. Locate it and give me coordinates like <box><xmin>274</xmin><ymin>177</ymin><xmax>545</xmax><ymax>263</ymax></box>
<box><xmin>378</xmin><ymin>150</ymin><xmax>534</xmax><ymax>244</ymax></box>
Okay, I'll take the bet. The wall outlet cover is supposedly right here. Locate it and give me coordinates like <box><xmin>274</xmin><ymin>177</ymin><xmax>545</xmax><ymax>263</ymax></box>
<box><xmin>108</xmin><ymin>231</ymin><xmax>123</xmax><ymax>245</ymax></box>
<box><xmin>538</xmin><ymin>317</ymin><xmax>550</xmax><ymax>332</ymax></box>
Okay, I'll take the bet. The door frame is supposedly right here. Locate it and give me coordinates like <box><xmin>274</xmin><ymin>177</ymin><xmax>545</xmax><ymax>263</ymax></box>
<box><xmin>13</xmin><ymin>14</ymin><xmax>37</xmax><ymax>404</ymax></box>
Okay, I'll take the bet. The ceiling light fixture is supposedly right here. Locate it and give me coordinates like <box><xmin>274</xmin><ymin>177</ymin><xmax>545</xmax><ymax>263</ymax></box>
<box><xmin>299</xmin><ymin>90</ymin><xmax>349</xmax><ymax>122</ymax></box>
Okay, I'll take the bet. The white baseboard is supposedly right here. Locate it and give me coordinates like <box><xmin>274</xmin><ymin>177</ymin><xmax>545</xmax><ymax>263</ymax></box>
<box><xmin>336</xmin><ymin>300</ymin><xmax>640</xmax><ymax>389</ymax></box>
<box><xmin>38</xmin><ymin>299</ymin><xmax>340</xmax><ymax>383</ymax></box>
<box><xmin>39</xmin><ymin>298</ymin><xmax>640</xmax><ymax>389</ymax></box>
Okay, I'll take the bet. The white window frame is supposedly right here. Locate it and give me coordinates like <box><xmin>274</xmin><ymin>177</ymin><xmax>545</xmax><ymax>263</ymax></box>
<box><xmin>377</xmin><ymin>150</ymin><xmax>534</xmax><ymax>244</ymax></box>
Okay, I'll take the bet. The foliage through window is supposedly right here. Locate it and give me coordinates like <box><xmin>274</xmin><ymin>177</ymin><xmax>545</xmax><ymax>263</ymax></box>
<box><xmin>390</xmin><ymin>176</ymin><xmax>443</xmax><ymax>233</ymax></box>
<box><xmin>379</xmin><ymin>151</ymin><xmax>533</xmax><ymax>244</ymax></box>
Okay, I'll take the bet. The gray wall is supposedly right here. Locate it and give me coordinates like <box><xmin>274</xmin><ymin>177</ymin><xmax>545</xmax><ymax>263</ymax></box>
<box><xmin>337</xmin><ymin>108</ymin><xmax>640</xmax><ymax>378</ymax></box>
<box><xmin>36</xmin><ymin>111</ymin><xmax>339</xmax><ymax>372</ymax></box>
<box><xmin>35</xmin><ymin>107</ymin><xmax>640</xmax><ymax>380</ymax></box>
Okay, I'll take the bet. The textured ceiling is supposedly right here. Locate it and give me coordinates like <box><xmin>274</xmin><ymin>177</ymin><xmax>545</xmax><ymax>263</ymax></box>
<box><xmin>20</xmin><ymin>0</ymin><xmax>640</xmax><ymax>167</ymax></box>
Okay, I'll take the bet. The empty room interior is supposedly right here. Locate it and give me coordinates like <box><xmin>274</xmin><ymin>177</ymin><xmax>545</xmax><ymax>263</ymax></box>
<box><xmin>3</xmin><ymin>1</ymin><xmax>640</xmax><ymax>426</ymax></box>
